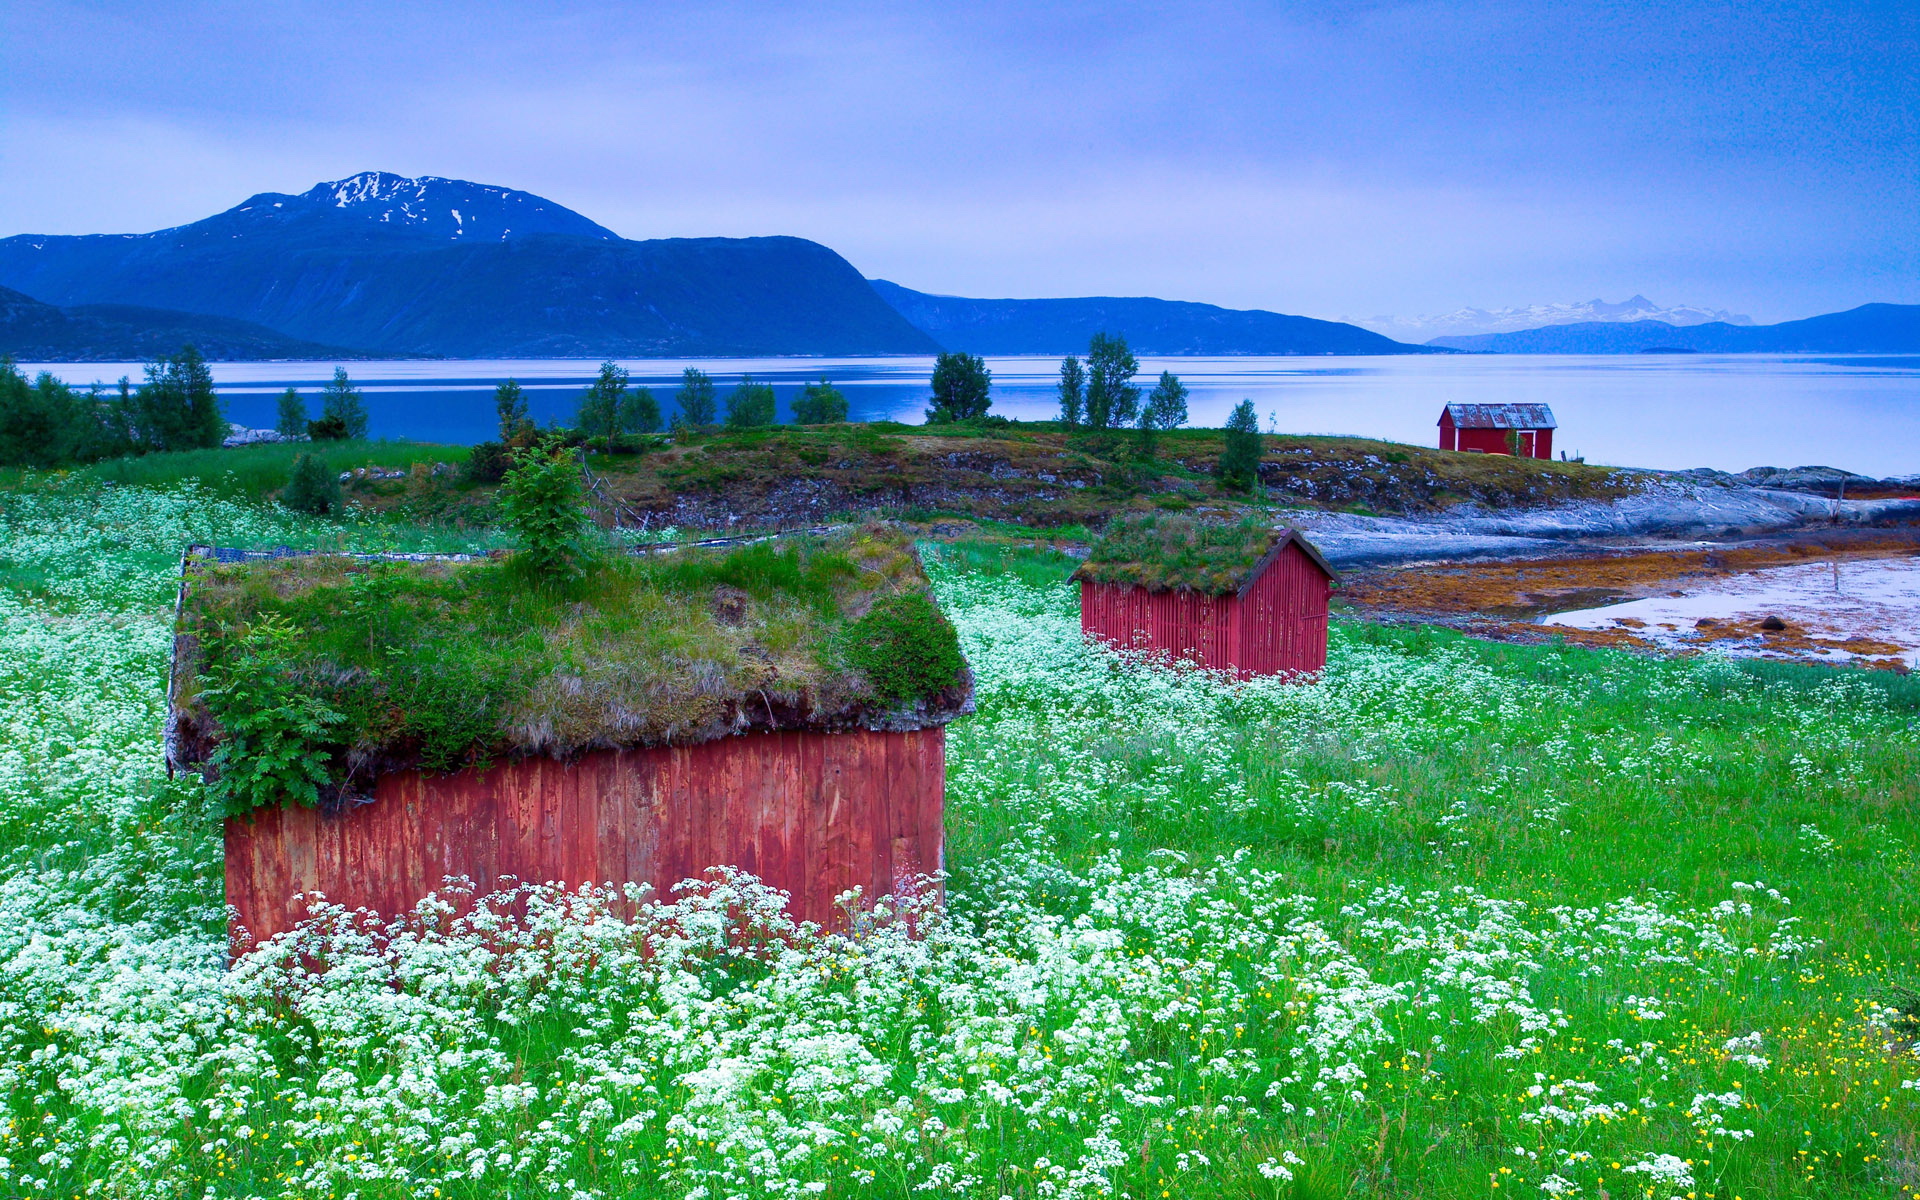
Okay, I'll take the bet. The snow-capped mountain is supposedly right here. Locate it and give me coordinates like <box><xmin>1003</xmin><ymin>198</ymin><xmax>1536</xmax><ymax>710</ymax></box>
<box><xmin>0</xmin><ymin>173</ymin><xmax>935</xmax><ymax>356</ymax></box>
<box><xmin>217</xmin><ymin>171</ymin><xmax>620</xmax><ymax>243</ymax></box>
<box><xmin>1349</xmin><ymin>296</ymin><xmax>1755</xmax><ymax>340</ymax></box>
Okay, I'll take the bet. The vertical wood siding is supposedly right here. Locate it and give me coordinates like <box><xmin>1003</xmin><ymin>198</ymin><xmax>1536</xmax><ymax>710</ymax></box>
<box><xmin>1079</xmin><ymin>541</ymin><xmax>1329</xmax><ymax>678</ymax></box>
<box><xmin>226</xmin><ymin>727</ymin><xmax>945</xmax><ymax>947</ymax></box>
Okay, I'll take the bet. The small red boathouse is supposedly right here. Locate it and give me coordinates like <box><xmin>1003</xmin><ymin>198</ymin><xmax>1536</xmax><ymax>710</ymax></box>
<box><xmin>1074</xmin><ymin>517</ymin><xmax>1335</xmax><ymax>678</ymax></box>
<box><xmin>167</xmin><ymin>528</ymin><xmax>972</xmax><ymax>948</ymax></box>
<box><xmin>1438</xmin><ymin>402</ymin><xmax>1557</xmax><ymax>458</ymax></box>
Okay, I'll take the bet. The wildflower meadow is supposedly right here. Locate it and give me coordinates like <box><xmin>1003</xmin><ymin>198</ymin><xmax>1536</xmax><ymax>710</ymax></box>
<box><xmin>0</xmin><ymin>478</ymin><xmax>1916</xmax><ymax>1199</ymax></box>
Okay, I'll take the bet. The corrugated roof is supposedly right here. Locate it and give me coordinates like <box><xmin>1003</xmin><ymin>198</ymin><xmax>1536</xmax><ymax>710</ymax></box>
<box><xmin>1441</xmin><ymin>402</ymin><xmax>1558</xmax><ymax>430</ymax></box>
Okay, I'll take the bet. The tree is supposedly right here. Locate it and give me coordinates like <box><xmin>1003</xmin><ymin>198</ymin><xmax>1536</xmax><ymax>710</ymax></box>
<box><xmin>620</xmin><ymin>386</ymin><xmax>662</xmax><ymax>434</ymax></box>
<box><xmin>282</xmin><ymin>452</ymin><xmax>340</xmax><ymax>515</ymax></box>
<box><xmin>500</xmin><ymin>438</ymin><xmax>594</xmax><ymax>583</ymax></box>
<box><xmin>495</xmin><ymin>379</ymin><xmax>531</xmax><ymax>443</ymax></box>
<box><xmin>926</xmin><ymin>351</ymin><xmax>992</xmax><ymax>423</ymax></box>
<box><xmin>275</xmin><ymin>388</ymin><xmax>308</xmax><ymax>438</ymax></box>
<box><xmin>1217</xmin><ymin>399</ymin><xmax>1263</xmax><ymax>492</ymax></box>
<box><xmin>1057</xmin><ymin>356</ymin><xmax>1085</xmax><ymax>427</ymax></box>
<box><xmin>1084</xmin><ymin>333</ymin><xmax>1139</xmax><ymax>430</ymax></box>
<box><xmin>792</xmin><ymin>377</ymin><xmax>848</xmax><ymax>424</ymax></box>
<box><xmin>675</xmin><ymin>367</ymin><xmax>717</xmax><ymax>427</ymax></box>
<box><xmin>133</xmin><ymin>345</ymin><xmax>226</xmax><ymax>451</ymax></box>
<box><xmin>577</xmin><ymin>360</ymin><xmax>628</xmax><ymax>439</ymax></box>
<box><xmin>318</xmin><ymin>366</ymin><xmax>368</xmax><ymax>440</ymax></box>
<box><xmin>1137</xmin><ymin>371</ymin><xmax>1189</xmax><ymax>458</ymax></box>
<box><xmin>725</xmin><ymin>375</ymin><xmax>777</xmax><ymax>427</ymax></box>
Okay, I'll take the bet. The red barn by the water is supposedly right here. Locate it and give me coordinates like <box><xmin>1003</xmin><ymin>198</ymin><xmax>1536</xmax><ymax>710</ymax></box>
<box><xmin>1437</xmin><ymin>402</ymin><xmax>1557</xmax><ymax>458</ymax></box>
<box><xmin>1073</xmin><ymin>517</ymin><xmax>1335</xmax><ymax>678</ymax></box>
<box><xmin>167</xmin><ymin>530</ymin><xmax>972</xmax><ymax>949</ymax></box>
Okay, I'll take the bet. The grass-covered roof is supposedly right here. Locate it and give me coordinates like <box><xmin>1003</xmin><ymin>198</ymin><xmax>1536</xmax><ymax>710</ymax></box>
<box><xmin>169</xmin><ymin>525</ymin><xmax>972</xmax><ymax>813</ymax></box>
<box><xmin>1072</xmin><ymin>515</ymin><xmax>1332</xmax><ymax>595</ymax></box>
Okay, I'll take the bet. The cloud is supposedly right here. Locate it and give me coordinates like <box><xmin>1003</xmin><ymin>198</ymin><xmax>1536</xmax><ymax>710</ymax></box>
<box><xmin>1</xmin><ymin>0</ymin><xmax>1914</xmax><ymax>320</ymax></box>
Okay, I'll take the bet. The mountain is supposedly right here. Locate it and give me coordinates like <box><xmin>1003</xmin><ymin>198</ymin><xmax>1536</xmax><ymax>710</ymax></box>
<box><xmin>1352</xmin><ymin>296</ymin><xmax>1755</xmax><ymax>341</ymax></box>
<box><xmin>1427</xmin><ymin>303</ymin><xmax>1920</xmax><ymax>354</ymax></box>
<box><xmin>869</xmin><ymin>279</ymin><xmax>1431</xmax><ymax>356</ymax></box>
<box><xmin>0</xmin><ymin>285</ymin><xmax>365</xmax><ymax>362</ymax></box>
<box><xmin>0</xmin><ymin>172</ymin><xmax>939</xmax><ymax>358</ymax></box>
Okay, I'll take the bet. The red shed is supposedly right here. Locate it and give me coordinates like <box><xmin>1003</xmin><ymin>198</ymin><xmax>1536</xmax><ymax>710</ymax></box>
<box><xmin>1438</xmin><ymin>402</ymin><xmax>1557</xmax><ymax>458</ymax></box>
<box><xmin>1073</xmin><ymin>516</ymin><xmax>1335</xmax><ymax>678</ymax></box>
<box><xmin>166</xmin><ymin>528</ymin><xmax>973</xmax><ymax>949</ymax></box>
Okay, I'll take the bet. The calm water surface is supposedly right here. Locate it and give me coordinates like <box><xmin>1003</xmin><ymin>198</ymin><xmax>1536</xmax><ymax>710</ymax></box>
<box><xmin>23</xmin><ymin>354</ymin><xmax>1920</xmax><ymax>477</ymax></box>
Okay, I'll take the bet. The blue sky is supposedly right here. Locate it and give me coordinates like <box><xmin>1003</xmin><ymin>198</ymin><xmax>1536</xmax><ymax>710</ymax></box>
<box><xmin>1</xmin><ymin>0</ymin><xmax>1913</xmax><ymax>322</ymax></box>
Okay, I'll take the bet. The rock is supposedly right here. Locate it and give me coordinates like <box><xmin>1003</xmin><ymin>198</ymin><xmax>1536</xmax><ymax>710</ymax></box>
<box><xmin>223</xmin><ymin>423</ymin><xmax>306</xmax><ymax>448</ymax></box>
<box><xmin>1759</xmin><ymin>615</ymin><xmax>1787</xmax><ymax>632</ymax></box>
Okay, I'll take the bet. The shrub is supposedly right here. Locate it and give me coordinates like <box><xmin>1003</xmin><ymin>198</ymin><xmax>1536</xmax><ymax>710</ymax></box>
<box><xmin>676</xmin><ymin>367</ymin><xmax>717</xmax><ymax>427</ymax></box>
<box><xmin>620</xmin><ymin>386</ymin><xmax>662</xmax><ymax>434</ymax></box>
<box><xmin>844</xmin><ymin>590</ymin><xmax>966</xmax><ymax>703</ymax></box>
<box><xmin>499</xmin><ymin>439</ymin><xmax>594</xmax><ymax>582</ymax></box>
<box><xmin>1217</xmin><ymin>399</ymin><xmax>1263</xmax><ymax>492</ymax></box>
<box><xmin>307</xmin><ymin>413</ymin><xmax>350</xmax><ymax>441</ymax></box>
<box><xmin>275</xmin><ymin>387</ymin><xmax>309</xmax><ymax>438</ymax></box>
<box><xmin>318</xmin><ymin>366</ymin><xmax>369</xmax><ymax>440</ymax></box>
<box><xmin>792</xmin><ymin>378</ymin><xmax>848</xmax><ymax>424</ymax></box>
<box><xmin>199</xmin><ymin>615</ymin><xmax>345</xmax><ymax>815</ymax></box>
<box><xmin>282</xmin><ymin>452</ymin><xmax>340</xmax><ymax>515</ymax></box>
<box><xmin>725</xmin><ymin>376</ymin><xmax>777</xmax><ymax>428</ymax></box>
<box><xmin>465</xmin><ymin>440</ymin><xmax>511</xmax><ymax>483</ymax></box>
<box><xmin>926</xmin><ymin>352</ymin><xmax>992</xmax><ymax>423</ymax></box>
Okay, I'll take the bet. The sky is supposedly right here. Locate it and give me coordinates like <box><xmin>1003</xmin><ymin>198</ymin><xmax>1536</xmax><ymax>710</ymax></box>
<box><xmin>1</xmin><ymin>0</ymin><xmax>1914</xmax><ymax>324</ymax></box>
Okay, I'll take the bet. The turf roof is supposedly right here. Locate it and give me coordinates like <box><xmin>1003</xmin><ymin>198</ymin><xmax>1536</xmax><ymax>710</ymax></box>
<box><xmin>168</xmin><ymin>525</ymin><xmax>972</xmax><ymax>810</ymax></box>
<box><xmin>1072</xmin><ymin>515</ymin><xmax>1332</xmax><ymax>596</ymax></box>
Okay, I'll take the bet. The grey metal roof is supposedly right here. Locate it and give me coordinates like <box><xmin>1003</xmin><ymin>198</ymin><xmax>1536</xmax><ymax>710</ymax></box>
<box><xmin>1441</xmin><ymin>402</ymin><xmax>1558</xmax><ymax>430</ymax></box>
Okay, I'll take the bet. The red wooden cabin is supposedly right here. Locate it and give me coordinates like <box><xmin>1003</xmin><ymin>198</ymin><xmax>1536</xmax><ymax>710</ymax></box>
<box><xmin>1074</xmin><ymin>521</ymin><xmax>1335</xmax><ymax>678</ymax></box>
<box><xmin>1437</xmin><ymin>402</ymin><xmax>1556</xmax><ymax>458</ymax></box>
<box><xmin>223</xmin><ymin>728</ymin><xmax>946</xmax><ymax>947</ymax></box>
<box><xmin>167</xmin><ymin>532</ymin><xmax>971</xmax><ymax>949</ymax></box>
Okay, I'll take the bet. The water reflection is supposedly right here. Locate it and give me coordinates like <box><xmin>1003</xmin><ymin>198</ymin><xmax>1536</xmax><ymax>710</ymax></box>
<box><xmin>21</xmin><ymin>353</ymin><xmax>1920</xmax><ymax>476</ymax></box>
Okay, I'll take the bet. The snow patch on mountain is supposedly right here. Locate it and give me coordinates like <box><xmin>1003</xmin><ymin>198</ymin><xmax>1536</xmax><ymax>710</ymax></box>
<box><xmin>1349</xmin><ymin>296</ymin><xmax>1754</xmax><ymax>340</ymax></box>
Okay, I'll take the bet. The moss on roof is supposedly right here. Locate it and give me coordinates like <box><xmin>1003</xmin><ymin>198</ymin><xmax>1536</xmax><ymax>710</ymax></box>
<box><xmin>1072</xmin><ymin>515</ymin><xmax>1327</xmax><ymax>595</ymax></box>
<box><xmin>169</xmin><ymin>525</ymin><xmax>972</xmax><ymax>813</ymax></box>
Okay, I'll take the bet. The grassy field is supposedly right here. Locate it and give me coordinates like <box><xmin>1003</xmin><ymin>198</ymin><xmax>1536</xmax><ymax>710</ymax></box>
<box><xmin>0</xmin><ymin>480</ymin><xmax>1915</xmax><ymax>1199</ymax></box>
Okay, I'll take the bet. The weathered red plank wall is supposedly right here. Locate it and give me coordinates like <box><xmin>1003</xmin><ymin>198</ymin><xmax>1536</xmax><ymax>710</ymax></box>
<box><xmin>226</xmin><ymin>727</ymin><xmax>945</xmax><ymax>946</ymax></box>
<box><xmin>1439</xmin><ymin>415</ymin><xmax>1552</xmax><ymax>459</ymax></box>
<box><xmin>1079</xmin><ymin>542</ymin><xmax>1329</xmax><ymax>678</ymax></box>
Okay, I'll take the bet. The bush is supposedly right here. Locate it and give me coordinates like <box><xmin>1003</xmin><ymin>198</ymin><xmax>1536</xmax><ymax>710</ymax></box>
<box><xmin>199</xmin><ymin>615</ymin><xmax>345</xmax><ymax>815</ymax></box>
<box><xmin>465</xmin><ymin>440</ymin><xmax>512</xmax><ymax>483</ymax></box>
<box><xmin>1217</xmin><ymin>399</ymin><xmax>1263</xmax><ymax>492</ymax></box>
<box><xmin>281</xmin><ymin>452</ymin><xmax>340</xmax><ymax>515</ymax></box>
<box><xmin>843</xmin><ymin>590</ymin><xmax>965</xmax><ymax>703</ymax></box>
<box><xmin>926</xmin><ymin>352</ymin><xmax>992</xmax><ymax>423</ymax></box>
<box><xmin>725</xmin><ymin>376</ymin><xmax>777</xmax><ymax>428</ymax></box>
<box><xmin>792</xmin><ymin>378</ymin><xmax>848</xmax><ymax>424</ymax></box>
<box><xmin>500</xmin><ymin>439</ymin><xmax>594</xmax><ymax>583</ymax></box>
<box><xmin>319</xmin><ymin>367</ymin><xmax>369</xmax><ymax>440</ymax></box>
<box><xmin>307</xmin><ymin>414</ymin><xmax>351</xmax><ymax>441</ymax></box>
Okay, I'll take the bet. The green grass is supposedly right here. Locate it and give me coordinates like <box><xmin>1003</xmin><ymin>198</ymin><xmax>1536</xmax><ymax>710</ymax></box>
<box><xmin>73</xmin><ymin>438</ymin><xmax>468</xmax><ymax>501</ymax></box>
<box><xmin>177</xmin><ymin>527</ymin><xmax>963</xmax><ymax>808</ymax></box>
<box><xmin>0</xmin><ymin>473</ymin><xmax>1915</xmax><ymax>1200</ymax></box>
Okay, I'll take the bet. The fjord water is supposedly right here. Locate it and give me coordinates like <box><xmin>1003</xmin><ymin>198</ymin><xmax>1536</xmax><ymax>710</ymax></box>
<box><xmin>25</xmin><ymin>352</ymin><xmax>1920</xmax><ymax>476</ymax></box>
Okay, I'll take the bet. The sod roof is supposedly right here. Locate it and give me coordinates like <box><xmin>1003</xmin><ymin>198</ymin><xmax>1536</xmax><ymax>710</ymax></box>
<box><xmin>1071</xmin><ymin>515</ymin><xmax>1334</xmax><ymax>596</ymax></box>
<box><xmin>167</xmin><ymin>525</ymin><xmax>972</xmax><ymax>808</ymax></box>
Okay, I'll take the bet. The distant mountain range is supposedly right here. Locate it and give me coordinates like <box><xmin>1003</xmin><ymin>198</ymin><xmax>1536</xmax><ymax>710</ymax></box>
<box><xmin>5</xmin><ymin>174</ymin><xmax>1912</xmax><ymax>362</ymax></box>
<box><xmin>0</xmin><ymin>285</ymin><xmax>363</xmax><ymax>362</ymax></box>
<box><xmin>1428</xmin><ymin>303</ymin><xmax>1920</xmax><ymax>353</ymax></box>
<box><xmin>868</xmin><ymin>280</ymin><xmax>1427</xmax><ymax>356</ymax></box>
<box><xmin>0</xmin><ymin>172</ymin><xmax>938</xmax><ymax>358</ymax></box>
<box><xmin>1353</xmin><ymin>295</ymin><xmax>1754</xmax><ymax>341</ymax></box>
